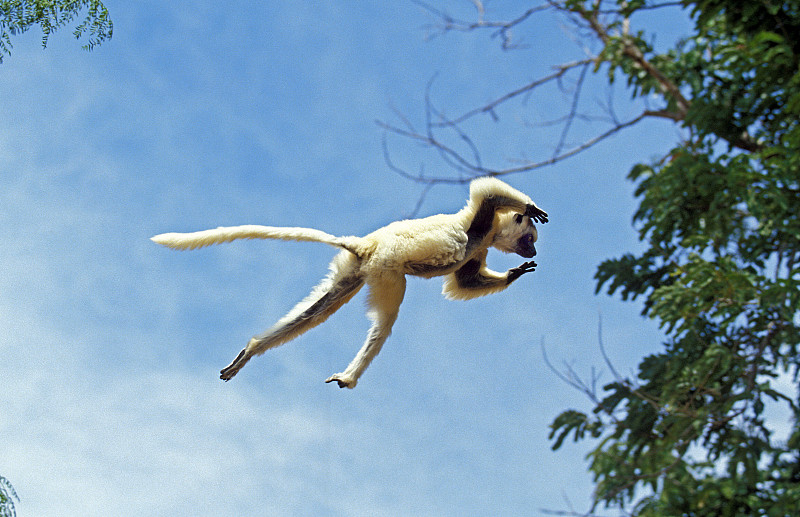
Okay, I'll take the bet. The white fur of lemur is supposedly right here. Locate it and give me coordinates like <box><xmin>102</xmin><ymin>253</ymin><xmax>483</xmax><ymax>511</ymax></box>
<box><xmin>151</xmin><ymin>176</ymin><xmax>548</xmax><ymax>389</ymax></box>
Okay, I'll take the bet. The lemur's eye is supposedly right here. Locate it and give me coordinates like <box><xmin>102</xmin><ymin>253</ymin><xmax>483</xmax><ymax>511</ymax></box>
<box><xmin>514</xmin><ymin>214</ymin><xmax>523</xmax><ymax>224</ymax></box>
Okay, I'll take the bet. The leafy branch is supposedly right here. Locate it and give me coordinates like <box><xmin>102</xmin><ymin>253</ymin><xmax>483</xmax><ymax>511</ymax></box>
<box><xmin>0</xmin><ymin>476</ymin><xmax>17</xmax><ymax>517</ymax></box>
<box><xmin>0</xmin><ymin>0</ymin><xmax>113</xmax><ymax>62</ymax></box>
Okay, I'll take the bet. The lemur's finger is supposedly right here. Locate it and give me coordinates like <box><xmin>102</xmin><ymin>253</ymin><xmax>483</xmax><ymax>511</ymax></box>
<box><xmin>525</xmin><ymin>204</ymin><xmax>549</xmax><ymax>224</ymax></box>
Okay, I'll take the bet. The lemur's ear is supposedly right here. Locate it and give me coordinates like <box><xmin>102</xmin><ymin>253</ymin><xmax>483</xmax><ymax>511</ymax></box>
<box><xmin>514</xmin><ymin>213</ymin><xmax>523</xmax><ymax>224</ymax></box>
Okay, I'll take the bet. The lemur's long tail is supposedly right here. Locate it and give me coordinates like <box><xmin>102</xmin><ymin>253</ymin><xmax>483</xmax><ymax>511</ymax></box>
<box><xmin>151</xmin><ymin>225</ymin><xmax>361</xmax><ymax>253</ymax></box>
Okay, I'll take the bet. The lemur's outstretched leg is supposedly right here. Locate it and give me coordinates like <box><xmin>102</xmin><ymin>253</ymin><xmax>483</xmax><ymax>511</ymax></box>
<box><xmin>325</xmin><ymin>272</ymin><xmax>406</xmax><ymax>389</ymax></box>
<box><xmin>220</xmin><ymin>251</ymin><xmax>364</xmax><ymax>381</ymax></box>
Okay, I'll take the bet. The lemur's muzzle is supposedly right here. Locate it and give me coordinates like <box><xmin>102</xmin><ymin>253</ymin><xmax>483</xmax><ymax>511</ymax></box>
<box><xmin>516</xmin><ymin>233</ymin><xmax>536</xmax><ymax>258</ymax></box>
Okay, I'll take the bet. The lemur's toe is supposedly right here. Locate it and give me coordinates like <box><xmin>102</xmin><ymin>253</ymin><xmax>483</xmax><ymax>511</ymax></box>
<box><xmin>325</xmin><ymin>375</ymin><xmax>356</xmax><ymax>389</ymax></box>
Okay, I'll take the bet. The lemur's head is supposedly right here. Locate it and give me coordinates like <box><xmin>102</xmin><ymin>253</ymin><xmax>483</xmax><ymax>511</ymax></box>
<box><xmin>493</xmin><ymin>212</ymin><xmax>538</xmax><ymax>258</ymax></box>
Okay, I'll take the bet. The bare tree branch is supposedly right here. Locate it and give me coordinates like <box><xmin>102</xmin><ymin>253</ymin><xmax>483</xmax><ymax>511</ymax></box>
<box><xmin>571</xmin><ymin>2</ymin><xmax>691</xmax><ymax>118</ymax></box>
<box><xmin>554</xmin><ymin>61</ymin><xmax>590</xmax><ymax>157</ymax></box>
<box><xmin>432</xmin><ymin>58</ymin><xmax>596</xmax><ymax>128</ymax></box>
<box><xmin>382</xmin><ymin>2</ymin><xmax>693</xmax><ymax>185</ymax></box>
<box><xmin>556</xmin><ymin>1</ymin><xmax>765</xmax><ymax>152</ymax></box>
<box><xmin>539</xmin><ymin>509</ymin><xmax>619</xmax><ymax>517</ymax></box>
<box><xmin>541</xmin><ymin>339</ymin><xmax>613</xmax><ymax>416</ymax></box>
<box><xmin>379</xmin><ymin>109</ymin><xmax>651</xmax><ymax>184</ymax></box>
<box><xmin>595</xmin><ymin>1</ymin><xmax>685</xmax><ymax>15</ymax></box>
<box><xmin>384</xmin><ymin>0</ymin><xmax>763</xmax><ymax>192</ymax></box>
<box><xmin>413</xmin><ymin>0</ymin><xmax>551</xmax><ymax>49</ymax></box>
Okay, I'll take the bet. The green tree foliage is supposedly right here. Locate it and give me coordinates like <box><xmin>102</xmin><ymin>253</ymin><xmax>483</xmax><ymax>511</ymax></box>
<box><xmin>0</xmin><ymin>2</ymin><xmax>112</xmax><ymax>512</ymax></box>
<box><xmin>0</xmin><ymin>476</ymin><xmax>17</xmax><ymax>517</ymax></box>
<box><xmin>0</xmin><ymin>0</ymin><xmax>112</xmax><ymax>62</ymax></box>
<box><xmin>548</xmin><ymin>0</ymin><xmax>800</xmax><ymax>514</ymax></box>
<box><xmin>396</xmin><ymin>7</ymin><xmax>799</xmax><ymax>510</ymax></box>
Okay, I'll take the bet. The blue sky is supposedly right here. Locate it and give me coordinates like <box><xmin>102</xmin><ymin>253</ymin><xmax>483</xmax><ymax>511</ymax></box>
<box><xmin>0</xmin><ymin>2</ymin><xmax>702</xmax><ymax>515</ymax></box>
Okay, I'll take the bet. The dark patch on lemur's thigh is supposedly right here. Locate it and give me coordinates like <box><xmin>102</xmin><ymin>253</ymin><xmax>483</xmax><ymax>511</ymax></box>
<box><xmin>262</xmin><ymin>274</ymin><xmax>364</xmax><ymax>341</ymax></box>
<box><xmin>301</xmin><ymin>275</ymin><xmax>363</xmax><ymax>320</ymax></box>
<box><xmin>405</xmin><ymin>262</ymin><xmax>454</xmax><ymax>276</ymax></box>
<box><xmin>454</xmin><ymin>258</ymin><xmax>497</xmax><ymax>290</ymax></box>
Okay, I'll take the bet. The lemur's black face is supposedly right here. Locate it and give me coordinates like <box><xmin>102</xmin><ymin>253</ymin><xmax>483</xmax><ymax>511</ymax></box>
<box><xmin>513</xmin><ymin>214</ymin><xmax>537</xmax><ymax>258</ymax></box>
<box><xmin>516</xmin><ymin>232</ymin><xmax>536</xmax><ymax>258</ymax></box>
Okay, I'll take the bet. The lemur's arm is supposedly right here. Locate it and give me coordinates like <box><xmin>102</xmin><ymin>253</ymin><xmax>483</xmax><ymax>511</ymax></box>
<box><xmin>441</xmin><ymin>250</ymin><xmax>537</xmax><ymax>300</ymax></box>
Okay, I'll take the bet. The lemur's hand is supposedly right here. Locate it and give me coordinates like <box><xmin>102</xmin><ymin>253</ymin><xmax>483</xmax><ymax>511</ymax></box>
<box><xmin>525</xmin><ymin>204</ymin><xmax>548</xmax><ymax>224</ymax></box>
<box><xmin>508</xmin><ymin>261</ymin><xmax>537</xmax><ymax>283</ymax></box>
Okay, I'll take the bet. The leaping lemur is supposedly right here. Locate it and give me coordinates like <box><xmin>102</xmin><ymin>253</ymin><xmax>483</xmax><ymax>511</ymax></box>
<box><xmin>152</xmin><ymin>176</ymin><xmax>548</xmax><ymax>389</ymax></box>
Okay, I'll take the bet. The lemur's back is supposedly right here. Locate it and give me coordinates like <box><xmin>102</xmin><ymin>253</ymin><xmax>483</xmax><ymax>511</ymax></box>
<box><xmin>359</xmin><ymin>213</ymin><xmax>469</xmax><ymax>276</ymax></box>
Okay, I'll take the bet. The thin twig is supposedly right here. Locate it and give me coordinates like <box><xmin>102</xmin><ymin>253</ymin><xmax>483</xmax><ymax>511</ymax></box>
<box><xmin>432</xmin><ymin>58</ymin><xmax>595</xmax><ymax>127</ymax></box>
<box><xmin>379</xmin><ymin>109</ymin><xmax>651</xmax><ymax>184</ymax></box>
<box><xmin>554</xmin><ymin>61</ymin><xmax>590</xmax><ymax>157</ymax></box>
<box><xmin>413</xmin><ymin>0</ymin><xmax>551</xmax><ymax>49</ymax></box>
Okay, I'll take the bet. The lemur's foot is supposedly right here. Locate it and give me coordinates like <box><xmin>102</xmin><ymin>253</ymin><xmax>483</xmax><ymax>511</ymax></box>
<box><xmin>325</xmin><ymin>374</ymin><xmax>357</xmax><ymax>389</ymax></box>
<box><xmin>220</xmin><ymin>347</ymin><xmax>251</xmax><ymax>381</ymax></box>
